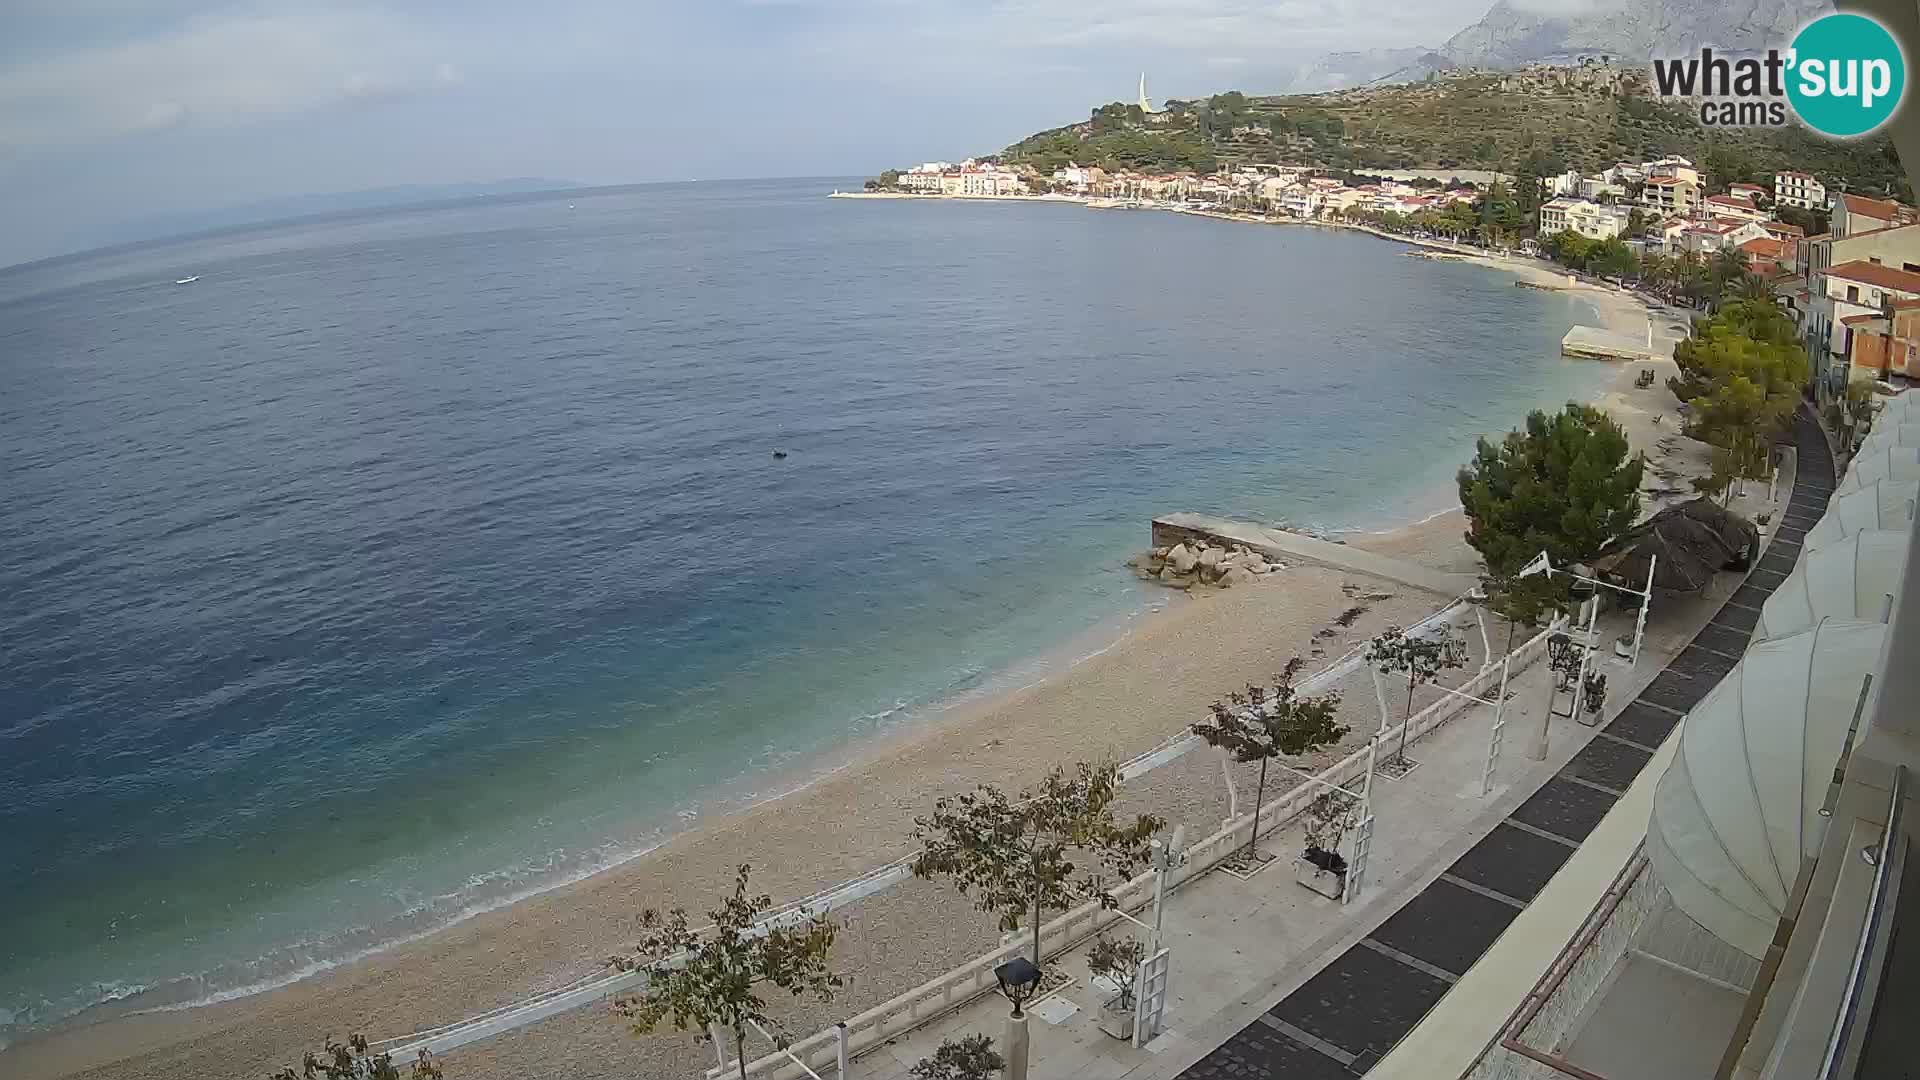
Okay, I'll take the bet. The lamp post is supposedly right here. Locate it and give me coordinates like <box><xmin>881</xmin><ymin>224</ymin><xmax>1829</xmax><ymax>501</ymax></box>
<box><xmin>994</xmin><ymin>957</ymin><xmax>1042</xmax><ymax>1080</ymax></box>
<box><xmin>1517</xmin><ymin>550</ymin><xmax>1657</xmax><ymax>666</ymax></box>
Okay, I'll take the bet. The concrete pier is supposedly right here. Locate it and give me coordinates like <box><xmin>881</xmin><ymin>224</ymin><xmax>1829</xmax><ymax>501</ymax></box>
<box><xmin>1152</xmin><ymin>512</ymin><xmax>1477</xmax><ymax>597</ymax></box>
<box><xmin>1561</xmin><ymin>324</ymin><xmax>1662</xmax><ymax>361</ymax></box>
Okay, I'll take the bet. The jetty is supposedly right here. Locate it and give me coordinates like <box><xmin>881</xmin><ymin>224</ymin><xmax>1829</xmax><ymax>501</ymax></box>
<box><xmin>1151</xmin><ymin>512</ymin><xmax>1477</xmax><ymax>596</ymax></box>
<box><xmin>1561</xmin><ymin>324</ymin><xmax>1663</xmax><ymax>361</ymax></box>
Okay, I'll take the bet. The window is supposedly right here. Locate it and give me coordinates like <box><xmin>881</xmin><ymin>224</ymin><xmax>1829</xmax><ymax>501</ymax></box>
<box><xmin>1849</xmin><ymin>285</ymin><xmax>1861</xmax><ymax>302</ymax></box>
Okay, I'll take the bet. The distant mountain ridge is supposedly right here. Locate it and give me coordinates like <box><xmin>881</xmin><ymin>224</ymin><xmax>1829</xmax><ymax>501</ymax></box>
<box><xmin>1279</xmin><ymin>0</ymin><xmax>1833</xmax><ymax>91</ymax></box>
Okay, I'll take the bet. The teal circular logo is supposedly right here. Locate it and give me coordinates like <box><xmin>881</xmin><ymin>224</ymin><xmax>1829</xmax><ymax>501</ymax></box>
<box><xmin>1787</xmin><ymin>13</ymin><xmax>1906</xmax><ymax>137</ymax></box>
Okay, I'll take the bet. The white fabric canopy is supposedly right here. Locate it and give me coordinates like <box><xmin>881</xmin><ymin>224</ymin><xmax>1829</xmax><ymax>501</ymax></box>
<box><xmin>1755</xmin><ymin>530</ymin><xmax>1909</xmax><ymax>641</ymax></box>
<box><xmin>1838</xmin><ymin>445</ymin><xmax>1920</xmax><ymax>493</ymax></box>
<box><xmin>1875</xmin><ymin>393</ymin><xmax>1919</xmax><ymax>422</ymax></box>
<box><xmin>1648</xmin><ymin>619</ymin><xmax>1887</xmax><ymax>958</ymax></box>
<box><xmin>1858</xmin><ymin>421</ymin><xmax>1920</xmax><ymax>452</ymax></box>
<box><xmin>1803</xmin><ymin>480</ymin><xmax>1919</xmax><ymax>549</ymax></box>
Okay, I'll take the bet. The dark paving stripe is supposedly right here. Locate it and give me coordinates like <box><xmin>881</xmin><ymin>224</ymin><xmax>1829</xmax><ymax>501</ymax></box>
<box><xmin>1693</xmin><ymin>623</ymin><xmax>1756</xmax><ymax>659</ymax></box>
<box><xmin>1366</xmin><ymin>878</ymin><xmax>1522</xmax><ymax>978</ymax></box>
<box><xmin>1757</xmin><ymin>548</ymin><xmax>1800</xmax><ymax>575</ymax></box>
<box><xmin>1448</xmin><ymin>822</ymin><xmax>1576</xmax><ymax>903</ymax></box>
<box><xmin>1746</xmin><ymin>567</ymin><xmax>1790</xmax><ymax>588</ymax></box>
<box><xmin>1512</xmin><ymin>776</ymin><xmax>1619</xmax><ymax>844</ymax></box>
<box><xmin>1565</xmin><ymin>737</ymin><xmax>1655</xmax><ymax>792</ymax></box>
<box><xmin>1782</xmin><ymin>508</ymin><xmax>1822</xmax><ymax>526</ymax></box>
<box><xmin>1183</xmin><ymin>1020</ymin><xmax>1354</xmax><ymax>1079</ymax></box>
<box><xmin>1267</xmin><ymin>944</ymin><xmax>1453</xmax><ymax>1062</ymax></box>
<box><xmin>1605</xmin><ymin>699</ymin><xmax>1683</xmax><ymax>750</ymax></box>
<box><xmin>1641</xmin><ymin>668</ymin><xmax>1714</xmax><ymax>713</ymax></box>
<box><xmin>1673</xmin><ymin>643</ymin><xmax>1741</xmax><ymax>679</ymax></box>
<box><xmin>1712</xmin><ymin>603</ymin><xmax>1763</xmax><ymax>633</ymax></box>
<box><xmin>1730</xmin><ymin>580</ymin><xmax>1778</xmax><ymax>611</ymax></box>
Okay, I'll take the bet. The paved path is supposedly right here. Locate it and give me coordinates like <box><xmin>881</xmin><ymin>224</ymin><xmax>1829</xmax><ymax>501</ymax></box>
<box><xmin>1153</xmin><ymin>513</ymin><xmax>1477</xmax><ymax>597</ymax></box>
<box><xmin>1168</xmin><ymin>407</ymin><xmax>1834</xmax><ymax>1080</ymax></box>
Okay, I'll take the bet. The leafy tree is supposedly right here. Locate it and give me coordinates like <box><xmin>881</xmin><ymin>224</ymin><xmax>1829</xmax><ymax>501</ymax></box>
<box><xmin>1588</xmin><ymin>237</ymin><xmax>1637</xmax><ymax>281</ymax></box>
<box><xmin>1669</xmin><ymin>301</ymin><xmax>1809</xmax><ymax>485</ymax></box>
<box><xmin>1457</xmin><ymin>403</ymin><xmax>1645</xmax><ymax>576</ymax></box>
<box><xmin>1365</xmin><ymin>625</ymin><xmax>1470</xmax><ymax>764</ymax></box>
<box><xmin>1086</xmin><ymin>936</ymin><xmax>1148</xmax><ymax>1009</ymax></box>
<box><xmin>912</xmin><ymin>1035</ymin><xmax>1005</xmax><ymax>1080</ymax></box>
<box><xmin>1190</xmin><ymin>658</ymin><xmax>1347</xmax><ymax>860</ymax></box>
<box><xmin>268</xmin><ymin>1036</ymin><xmax>442</xmax><ymax>1080</ymax></box>
<box><xmin>611</xmin><ymin>865</ymin><xmax>841</xmax><ymax>1080</ymax></box>
<box><xmin>912</xmin><ymin>762</ymin><xmax>1162</xmax><ymax>969</ymax></box>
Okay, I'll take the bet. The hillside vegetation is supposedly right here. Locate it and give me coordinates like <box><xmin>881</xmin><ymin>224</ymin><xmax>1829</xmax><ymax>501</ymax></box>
<box><xmin>999</xmin><ymin>76</ymin><xmax>1910</xmax><ymax>198</ymax></box>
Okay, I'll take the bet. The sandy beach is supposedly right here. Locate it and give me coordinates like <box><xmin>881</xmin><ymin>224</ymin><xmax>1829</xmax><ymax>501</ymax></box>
<box><xmin>2</xmin><ymin>219</ymin><xmax>1698</xmax><ymax>1080</ymax></box>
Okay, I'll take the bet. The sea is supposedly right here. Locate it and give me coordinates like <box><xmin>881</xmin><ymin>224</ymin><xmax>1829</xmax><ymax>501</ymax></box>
<box><xmin>0</xmin><ymin>178</ymin><xmax>1607</xmax><ymax>1044</ymax></box>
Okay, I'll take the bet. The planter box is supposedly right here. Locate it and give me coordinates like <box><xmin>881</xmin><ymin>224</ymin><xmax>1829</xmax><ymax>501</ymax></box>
<box><xmin>1097</xmin><ymin>992</ymin><xmax>1137</xmax><ymax>1040</ymax></box>
<box><xmin>1295</xmin><ymin>858</ymin><xmax>1346</xmax><ymax>900</ymax></box>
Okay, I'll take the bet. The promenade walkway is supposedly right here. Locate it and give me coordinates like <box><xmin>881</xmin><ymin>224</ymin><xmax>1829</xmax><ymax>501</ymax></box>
<box><xmin>839</xmin><ymin>412</ymin><xmax>1828</xmax><ymax>1080</ymax></box>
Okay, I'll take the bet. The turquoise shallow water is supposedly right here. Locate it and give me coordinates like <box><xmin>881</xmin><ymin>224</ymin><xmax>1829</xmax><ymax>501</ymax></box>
<box><xmin>0</xmin><ymin>179</ymin><xmax>1606</xmax><ymax>1040</ymax></box>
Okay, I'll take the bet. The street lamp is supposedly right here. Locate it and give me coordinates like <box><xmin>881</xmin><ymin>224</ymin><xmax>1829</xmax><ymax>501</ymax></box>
<box><xmin>1517</xmin><ymin>550</ymin><xmax>1657</xmax><ymax>667</ymax></box>
<box><xmin>993</xmin><ymin>957</ymin><xmax>1042</xmax><ymax>1017</ymax></box>
<box><xmin>994</xmin><ymin>956</ymin><xmax>1042</xmax><ymax>1080</ymax></box>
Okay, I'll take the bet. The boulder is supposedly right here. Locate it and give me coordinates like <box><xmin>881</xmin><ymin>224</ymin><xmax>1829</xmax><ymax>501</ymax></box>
<box><xmin>1167</xmin><ymin>544</ymin><xmax>1198</xmax><ymax>574</ymax></box>
<box><xmin>1198</xmin><ymin>547</ymin><xmax>1224</xmax><ymax>572</ymax></box>
<box><xmin>1243</xmin><ymin>556</ymin><xmax>1269</xmax><ymax>574</ymax></box>
<box><xmin>1159</xmin><ymin>570</ymin><xmax>1194</xmax><ymax>590</ymax></box>
<box><xmin>1221</xmin><ymin>566</ymin><xmax>1258</xmax><ymax>588</ymax></box>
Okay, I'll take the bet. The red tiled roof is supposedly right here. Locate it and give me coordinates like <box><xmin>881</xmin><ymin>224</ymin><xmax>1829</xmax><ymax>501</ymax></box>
<box><xmin>1707</xmin><ymin>194</ymin><xmax>1755</xmax><ymax>208</ymax></box>
<box><xmin>1827</xmin><ymin>259</ymin><xmax>1920</xmax><ymax>293</ymax></box>
<box><xmin>1765</xmin><ymin>222</ymin><xmax>1806</xmax><ymax>238</ymax></box>
<box><xmin>1645</xmin><ymin>177</ymin><xmax>1688</xmax><ymax>187</ymax></box>
<box><xmin>1740</xmin><ymin>238</ymin><xmax>1787</xmax><ymax>258</ymax></box>
<box><xmin>1840</xmin><ymin>193</ymin><xmax>1912</xmax><ymax>221</ymax></box>
<box><xmin>1843</xmin><ymin>313</ymin><xmax>1885</xmax><ymax>326</ymax></box>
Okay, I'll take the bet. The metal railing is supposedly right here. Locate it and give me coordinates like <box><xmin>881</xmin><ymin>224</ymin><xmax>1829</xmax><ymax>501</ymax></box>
<box><xmin>1817</xmin><ymin>764</ymin><xmax>1909</xmax><ymax>1080</ymax></box>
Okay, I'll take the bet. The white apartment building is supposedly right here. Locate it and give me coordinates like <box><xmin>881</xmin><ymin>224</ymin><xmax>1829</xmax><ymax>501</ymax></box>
<box><xmin>1702</xmin><ymin>193</ymin><xmax>1769</xmax><ymax>224</ymax></box>
<box><xmin>1539</xmin><ymin>197</ymin><xmax>1632</xmax><ymax>240</ymax></box>
<box><xmin>1775</xmin><ymin>170</ymin><xmax>1828</xmax><ymax>209</ymax></box>
<box><xmin>1640</xmin><ymin>176</ymin><xmax>1702</xmax><ymax>217</ymax></box>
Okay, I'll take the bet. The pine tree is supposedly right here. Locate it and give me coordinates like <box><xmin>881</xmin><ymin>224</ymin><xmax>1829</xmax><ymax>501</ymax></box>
<box><xmin>1457</xmin><ymin>403</ymin><xmax>1645</xmax><ymax>576</ymax></box>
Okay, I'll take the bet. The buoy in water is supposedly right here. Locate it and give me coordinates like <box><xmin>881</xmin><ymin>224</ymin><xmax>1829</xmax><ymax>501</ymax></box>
<box><xmin>772</xmin><ymin>449</ymin><xmax>789</xmax><ymax>459</ymax></box>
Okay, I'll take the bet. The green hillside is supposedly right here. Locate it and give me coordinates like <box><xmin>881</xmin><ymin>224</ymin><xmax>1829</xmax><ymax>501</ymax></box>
<box><xmin>997</xmin><ymin>75</ymin><xmax>1910</xmax><ymax>199</ymax></box>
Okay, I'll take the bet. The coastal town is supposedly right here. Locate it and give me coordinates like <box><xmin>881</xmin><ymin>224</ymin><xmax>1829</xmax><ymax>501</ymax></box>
<box><xmin>857</xmin><ymin>150</ymin><xmax>1920</xmax><ymax>403</ymax></box>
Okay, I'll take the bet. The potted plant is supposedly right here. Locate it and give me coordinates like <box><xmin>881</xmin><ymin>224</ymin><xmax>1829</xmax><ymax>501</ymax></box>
<box><xmin>1086</xmin><ymin>936</ymin><xmax>1146</xmax><ymax>1040</ymax></box>
<box><xmin>1296</xmin><ymin>791</ymin><xmax>1357</xmax><ymax>900</ymax></box>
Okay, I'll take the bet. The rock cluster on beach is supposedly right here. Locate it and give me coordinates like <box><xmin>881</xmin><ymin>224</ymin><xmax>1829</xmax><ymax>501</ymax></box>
<box><xmin>1129</xmin><ymin>540</ymin><xmax>1280</xmax><ymax>590</ymax></box>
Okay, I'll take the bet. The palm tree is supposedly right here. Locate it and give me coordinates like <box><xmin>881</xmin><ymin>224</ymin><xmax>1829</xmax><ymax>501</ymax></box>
<box><xmin>1734</xmin><ymin>272</ymin><xmax>1776</xmax><ymax>302</ymax></box>
<box><xmin>1639</xmin><ymin>253</ymin><xmax>1674</xmax><ymax>299</ymax></box>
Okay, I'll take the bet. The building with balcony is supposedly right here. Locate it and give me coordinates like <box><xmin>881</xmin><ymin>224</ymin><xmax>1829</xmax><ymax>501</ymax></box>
<box><xmin>1539</xmin><ymin>197</ymin><xmax>1632</xmax><ymax>240</ymax></box>
<box><xmin>1843</xmin><ymin>305</ymin><xmax>1920</xmax><ymax>381</ymax></box>
<box><xmin>1777</xmin><ymin>170</ymin><xmax>1828</xmax><ymax>210</ymax></box>
<box><xmin>1642</xmin><ymin>176</ymin><xmax>1702</xmax><ymax>217</ymax></box>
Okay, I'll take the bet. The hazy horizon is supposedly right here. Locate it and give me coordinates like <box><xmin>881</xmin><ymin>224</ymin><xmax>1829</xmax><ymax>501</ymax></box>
<box><xmin>0</xmin><ymin>0</ymin><xmax>1510</xmax><ymax>267</ymax></box>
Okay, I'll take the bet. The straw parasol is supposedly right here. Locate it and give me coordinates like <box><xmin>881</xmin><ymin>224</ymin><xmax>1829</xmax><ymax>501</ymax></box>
<box><xmin>1593</xmin><ymin>498</ymin><xmax>1754</xmax><ymax>592</ymax></box>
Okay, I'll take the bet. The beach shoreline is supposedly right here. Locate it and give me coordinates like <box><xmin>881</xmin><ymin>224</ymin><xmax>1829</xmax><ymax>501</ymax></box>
<box><xmin>1</xmin><ymin>208</ymin><xmax>1680</xmax><ymax>1080</ymax></box>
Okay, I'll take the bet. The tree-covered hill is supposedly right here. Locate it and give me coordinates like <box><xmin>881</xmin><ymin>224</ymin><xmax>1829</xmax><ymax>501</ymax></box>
<box><xmin>997</xmin><ymin>75</ymin><xmax>1910</xmax><ymax>199</ymax></box>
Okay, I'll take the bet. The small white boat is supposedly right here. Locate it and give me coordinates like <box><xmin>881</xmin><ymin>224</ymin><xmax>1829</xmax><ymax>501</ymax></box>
<box><xmin>174</xmin><ymin>276</ymin><xmax>199</xmax><ymax>285</ymax></box>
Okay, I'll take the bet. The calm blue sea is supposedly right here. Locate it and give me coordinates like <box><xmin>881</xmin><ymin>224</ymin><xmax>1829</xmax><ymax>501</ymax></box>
<box><xmin>0</xmin><ymin>178</ymin><xmax>1603</xmax><ymax>1041</ymax></box>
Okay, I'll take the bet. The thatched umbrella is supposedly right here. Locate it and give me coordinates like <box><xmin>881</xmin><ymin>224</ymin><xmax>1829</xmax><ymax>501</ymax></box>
<box><xmin>1593</xmin><ymin>504</ymin><xmax>1745</xmax><ymax>592</ymax></box>
<box><xmin>1662</xmin><ymin>497</ymin><xmax>1760</xmax><ymax>570</ymax></box>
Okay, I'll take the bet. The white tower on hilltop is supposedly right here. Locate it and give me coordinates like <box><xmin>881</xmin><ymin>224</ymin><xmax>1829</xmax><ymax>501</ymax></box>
<box><xmin>1138</xmin><ymin>73</ymin><xmax>1157</xmax><ymax>113</ymax></box>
